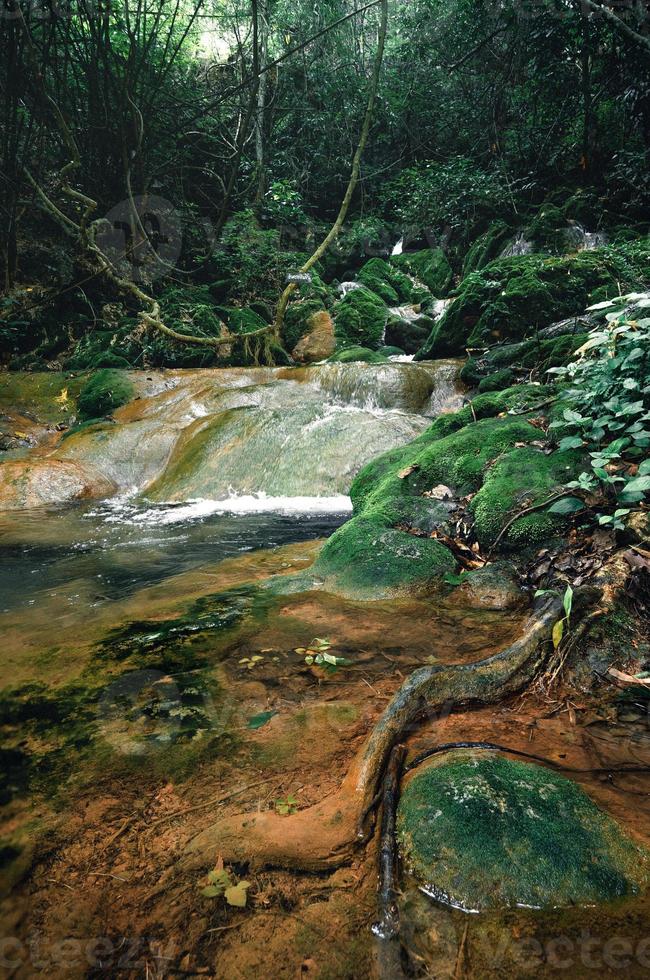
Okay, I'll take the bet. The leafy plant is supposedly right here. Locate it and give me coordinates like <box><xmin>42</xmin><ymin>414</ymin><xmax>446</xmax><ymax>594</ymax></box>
<box><xmin>274</xmin><ymin>794</ymin><xmax>298</xmax><ymax>816</ymax></box>
<box><xmin>548</xmin><ymin>292</ymin><xmax>650</xmax><ymax>527</ymax></box>
<box><xmin>294</xmin><ymin>638</ymin><xmax>352</xmax><ymax>671</ymax></box>
<box><xmin>200</xmin><ymin>859</ymin><xmax>251</xmax><ymax>908</ymax></box>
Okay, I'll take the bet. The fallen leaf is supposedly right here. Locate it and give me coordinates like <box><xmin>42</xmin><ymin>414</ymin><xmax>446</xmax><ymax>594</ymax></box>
<box><xmin>224</xmin><ymin>881</ymin><xmax>250</xmax><ymax>908</ymax></box>
<box><xmin>398</xmin><ymin>464</ymin><xmax>419</xmax><ymax>479</ymax></box>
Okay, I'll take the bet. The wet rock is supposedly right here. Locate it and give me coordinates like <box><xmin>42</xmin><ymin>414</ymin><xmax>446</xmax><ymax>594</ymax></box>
<box><xmin>449</xmin><ymin>561</ymin><xmax>524</xmax><ymax>611</ymax></box>
<box><xmin>0</xmin><ymin>458</ymin><xmax>115</xmax><ymax>510</ymax></box>
<box><xmin>397</xmin><ymin>750</ymin><xmax>650</xmax><ymax>912</ymax></box>
<box><xmin>291</xmin><ymin>311</ymin><xmax>336</xmax><ymax>363</ymax></box>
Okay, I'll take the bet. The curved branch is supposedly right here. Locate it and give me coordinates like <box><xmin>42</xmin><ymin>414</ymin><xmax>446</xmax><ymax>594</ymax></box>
<box><xmin>273</xmin><ymin>0</ymin><xmax>389</xmax><ymax>335</ymax></box>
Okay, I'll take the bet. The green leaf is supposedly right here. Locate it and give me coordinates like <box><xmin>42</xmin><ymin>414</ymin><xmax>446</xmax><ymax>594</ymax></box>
<box><xmin>224</xmin><ymin>882</ymin><xmax>250</xmax><ymax>908</ymax></box>
<box><xmin>548</xmin><ymin>497</ymin><xmax>585</xmax><ymax>515</ymax></box>
<box><xmin>638</xmin><ymin>460</ymin><xmax>650</xmax><ymax>476</ymax></box>
<box><xmin>558</xmin><ymin>436</ymin><xmax>584</xmax><ymax>451</ymax></box>
<box><xmin>624</xmin><ymin>475</ymin><xmax>650</xmax><ymax>494</ymax></box>
<box><xmin>201</xmin><ymin>885</ymin><xmax>224</xmax><ymax>899</ymax></box>
<box><xmin>563</xmin><ymin>585</ymin><xmax>573</xmax><ymax>621</ymax></box>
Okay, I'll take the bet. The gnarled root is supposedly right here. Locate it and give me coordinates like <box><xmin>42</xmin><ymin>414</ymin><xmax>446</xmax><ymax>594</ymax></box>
<box><xmin>181</xmin><ymin>596</ymin><xmax>562</xmax><ymax>873</ymax></box>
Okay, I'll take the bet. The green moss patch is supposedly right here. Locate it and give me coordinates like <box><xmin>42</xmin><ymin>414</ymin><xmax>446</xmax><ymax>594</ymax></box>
<box><xmin>392</xmin><ymin>248</ymin><xmax>453</xmax><ymax>296</ymax></box>
<box><xmin>398</xmin><ymin>751</ymin><xmax>650</xmax><ymax>911</ymax></box>
<box><xmin>313</xmin><ymin>384</ymin><xmax>556</xmax><ymax>597</ymax></box>
<box><xmin>357</xmin><ymin>257</ymin><xmax>413</xmax><ymax>304</ymax></box>
<box><xmin>77</xmin><ymin>369</ymin><xmax>134</xmax><ymax>421</ymax></box>
<box><xmin>417</xmin><ymin>243</ymin><xmax>649</xmax><ymax>358</ymax></box>
<box><xmin>333</xmin><ymin>286</ymin><xmax>388</xmax><ymax>350</ymax></box>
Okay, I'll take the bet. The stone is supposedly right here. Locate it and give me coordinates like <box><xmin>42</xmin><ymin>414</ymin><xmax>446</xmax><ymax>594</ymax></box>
<box><xmin>397</xmin><ymin>750</ymin><xmax>650</xmax><ymax>912</ymax></box>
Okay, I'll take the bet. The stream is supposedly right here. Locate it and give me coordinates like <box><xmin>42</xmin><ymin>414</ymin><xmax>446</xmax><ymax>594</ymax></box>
<box><xmin>1</xmin><ymin>360</ymin><xmax>650</xmax><ymax>978</ymax></box>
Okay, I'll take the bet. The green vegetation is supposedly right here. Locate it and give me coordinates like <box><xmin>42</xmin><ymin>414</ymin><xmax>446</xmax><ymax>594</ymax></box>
<box><xmin>77</xmin><ymin>370</ymin><xmax>134</xmax><ymax>421</ymax></box>
<box><xmin>417</xmin><ymin>245</ymin><xmax>650</xmax><ymax>359</ymax></box>
<box><xmin>333</xmin><ymin>286</ymin><xmax>388</xmax><ymax>350</ymax></box>
<box><xmin>546</xmin><ymin>292</ymin><xmax>650</xmax><ymax>528</ymax></box>
<box><xmin>398</xmin><ymin>752</ymin><xmax>650</xmax><ymax>911</ymax></box>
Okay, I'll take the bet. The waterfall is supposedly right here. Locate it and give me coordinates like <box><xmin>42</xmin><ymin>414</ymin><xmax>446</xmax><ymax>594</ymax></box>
<box><xmin>14</xmin><ymin>363</ymin><xmax>462</xmax><ymax>511</ymax></box>
<box><xmin>500</xmin><ymin>232</ymin><xmax>533</xmax><ymax>258</ymax></box>
<box><xmin>391</xmin><ymin>237</ymin><xmax>404</xmax><ymax>256</ymax></box>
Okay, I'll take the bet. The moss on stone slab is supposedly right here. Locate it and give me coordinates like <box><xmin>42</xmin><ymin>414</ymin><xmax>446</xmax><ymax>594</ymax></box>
<box><xmin>470</xmin><ymin>445</ymin><xmax>583</xmax><ymax>549</ymax></box>
<box><xmin>357</xmin><ymin>257</ymin><xmax>413</xmax><ymax>304</ymax></box>
<box><xmin>312</xmin><ymin>385</ymin><xmax>556</xmax><ymax>597</ymax></box>
<box><xmin>417</xmin><ymin>244</ymin><xmax>649</xmax><ymax>358</ymax></box>
<box><xmin>397</xmin><ymin>751</ymin><xmax>650</xmax><ymax>911</ymax></box>
<box><xmin>328</xmin><ymin>346</ymin><xmax>388</xmax><ymax>364</ymax></box>
<box><xmin>462</xmin><ymin>220</ymin><xmax>512</xmax><ymax>276</ymax></box>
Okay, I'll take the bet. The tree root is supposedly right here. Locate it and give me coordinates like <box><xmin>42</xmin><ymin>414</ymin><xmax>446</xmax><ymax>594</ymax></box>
<box><xmin>181</xmin><ymin>595</ymin><xmax>562</xmax><ymax>873</ymax></box>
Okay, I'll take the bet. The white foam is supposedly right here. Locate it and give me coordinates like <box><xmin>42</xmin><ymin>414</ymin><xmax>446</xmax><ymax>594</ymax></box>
<box><xmin>91</xmin><ymin>493</ymin><xmax>353</xmax><ymax>526</ymax></box>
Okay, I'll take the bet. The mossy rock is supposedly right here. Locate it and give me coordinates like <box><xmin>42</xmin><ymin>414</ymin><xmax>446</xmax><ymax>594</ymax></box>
<box><xmin>462</xmin><ymin>220</ymin><xmax>512</xmax><ymax>276</ymax></box>
<box><xmin>477</xmin><ymin>369</ymin><xmax>514</xmax><ymax>393</ymax></box>
<box><xmin>313</xmin><ymin>385</ymin><xmax>557</xmax><ymax>597</ymax></box>
<box><xmin>328</xmin><ymin>346</ymin><xmax>388</xmax><ymax>364</ymax></box>
<box><xmin>333</xmin><ymin>286</ymin><xmax>388</xmax><ymax>350</ymax></box>
<box><xmin>470</xmin><ymin>445</ymin><xmax>583</xmax><ymax>550</ymax></box>
<box><xmin>384</xmin><ymin>314</ymin><xmax>431</xmax><ymax>355</ymax></box>
<box><xmin>77</xmin><ymin>370</ymin><xmax>134</xmax><ymax>421</ymax></box>
<box><xmin>314</xmin><ymin>519</ymin><xmax>455</xmax><ymax>599</ymax></box>
<box><xmin>392</xmin><ymin>248</ymin><xmax>452</xmax><ymax>296</ymax></box>
<box><xmin>460</xmin><ymin>331</ymin><xmax>589</xmax><ymax>388</ymax></box>
<box><xmin>417</xmin><ymin>245</ymin><xmax>649</xmax><ymax>358</ymax></box>
<box><xmin>357</xmin><ymin>257</ymin><xmax>413</xmax><ymax>304</ymax></box>
<box><xmin>283</xmin><ymin>298</ymin><xmax>328</xmax><ymax>352</ymax></box>
<box><xmin>398</xmin><ymin>751</ymin><xmax>650</xmax><ymax>911</ymax></box>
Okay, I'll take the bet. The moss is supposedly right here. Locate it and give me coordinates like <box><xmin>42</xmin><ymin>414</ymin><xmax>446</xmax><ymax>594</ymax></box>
<box><xmin>312</xmin><ymin>385</ymin><xmax>554</xmax><ymax>597</ymax></box>
<box><xmin>333</xmin><ymin>286</ymin><xmax>388</xmax><ymax>350</ymax></box>
<box><xmin>315</xmin><ymin>519</ymin><xmax>455</xmax><ymax>598</ymax></box>
<box><xmin>460</xmin><ymin>332</ymin><xmax>589</xmax><ymax>388</ymax></box>
<box><xmin>470</xmin><ymin>445</ymin><xmax>583</xmax><ymax>549</ymax></box>
<box><xmin>392</xmin><ymin>247</ymin><xmax>453</xmax><ymax>296</ymax></box>
<box><xmin>462</xmin><ymin>220</ymin><xmax>512</xmax><ymax>276</ymax></box>
<box><xmin>77</xmin><ymin>369</ymin><xmax>134</xmax><ymax>421</ymax></box>
<box><xmin>397</xmin><ymin>751</ymin><xmax>650</xmax><ymax>911</ymax></box>
<box><xmin>417</xmin><ymin>245</ymin><xmax>649</xmax><ymax>358</ymax></box>
<box><xmin>328</xmin><ymin>346</ymin><xmax>388</xmax><ymax>364</ymax></box>
<box><xmin>357</xmin><ymin>257</ymin><xmax>413</xmax><ymax>304</ymax></box>
<box><xmin>477</xmin><ymin>369</ymin><xmax>514</xmax><ymax>393</ymax></box>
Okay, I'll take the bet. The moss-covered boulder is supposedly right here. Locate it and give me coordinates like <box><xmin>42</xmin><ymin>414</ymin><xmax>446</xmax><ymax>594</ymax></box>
<box><xmin>357</xmin><ymin>257</ymin><xmax>413</xmax><ymax>304</ymax></box>
<box><xmin>312</xmin><ymin>384</ymin><xmax>571</xmax><ymax>597</ymax></box>
<box><xmin>462</xmin><ymin>220</ymin><xmax>512</xmax><ymax>276</ymax></box>
<box><xmin>328</xmin><ymin>346</ymin><xmax>388</xmax><ymax>364</ymax></box>
<box><xmin>461</xmin><ymin>331</ymin><xmax>589</xmax><ymax>388</ymax></box>
<box><xmin>392</xmin><ymin>247</ymin><xmax>453</xmax><ymax>296</ymax></box>
<box><xmin>333</xmin><ymin>286</ymin><xmax>388</xmax><ymax>350</ymax></box>
<box><xmin>77</xmin><ymin>370</ymin><xmax>134</xmax><ymax>421</ymax></box>
<box><xmin>398</xmin><ymin>751</ymin><xmax>650</xmax><ymax>911</ymax></box>
<box><xmin>417</xmin><ymin>245</ymin><xmax>649</xmax><ymax>358</ymax></box>
<box><xmin>385</xmin><ymin>313</ymin><xmax>432</xmax><ymax>355</ymax></box>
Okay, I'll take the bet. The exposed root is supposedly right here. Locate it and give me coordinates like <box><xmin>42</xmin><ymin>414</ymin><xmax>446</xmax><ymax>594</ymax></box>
<box><xmin>181</xmin><ymin>595</ymin><xmax>562</xmax><ymax>872</ymax></box>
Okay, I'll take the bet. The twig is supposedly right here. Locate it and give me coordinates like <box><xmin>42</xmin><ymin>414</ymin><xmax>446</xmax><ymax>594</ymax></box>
<box><xmin>147</xmin><ymin>778</ymin><xmax>272</xmax><ymax>828</ymax></box>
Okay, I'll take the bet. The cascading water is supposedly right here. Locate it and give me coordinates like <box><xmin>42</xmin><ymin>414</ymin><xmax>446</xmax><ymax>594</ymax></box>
<box><xmin>0</xmin><ymin>362</ymin><xmax>464</xmax><ymax>513</ymax></box>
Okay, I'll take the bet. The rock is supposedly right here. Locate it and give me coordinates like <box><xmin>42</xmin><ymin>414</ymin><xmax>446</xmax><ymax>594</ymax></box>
<box><xmin>0</xmin><ymin>458</ymin><xmax>115</xmax><ymax>510</ymax></box>
<box><xmin>448</xmin><ymin>561</ymin><xmax>524</xmax><ymax>611</ymax></box>
<box><xmin>291</xmin><ymin>311</ymin><xmax>336</xmax><ymax>363</ymax></box>
<box><xmin>397</xmin><ymin>750</ymin><xmax>650</xmax><ymax>912</ymax></box>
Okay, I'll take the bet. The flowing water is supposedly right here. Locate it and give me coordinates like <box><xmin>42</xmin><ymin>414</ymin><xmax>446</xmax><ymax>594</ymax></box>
<box><xmin>2</xmin><ymin>361</ymin><xmax>648</xmax><ymax>978</ymax></box>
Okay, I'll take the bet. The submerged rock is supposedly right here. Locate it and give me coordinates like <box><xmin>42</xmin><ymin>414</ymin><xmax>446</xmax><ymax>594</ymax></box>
<box><xmin>398</xmin><ymin>751</ymin><xmax>650</xmax><ymax>912</ymax></box>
